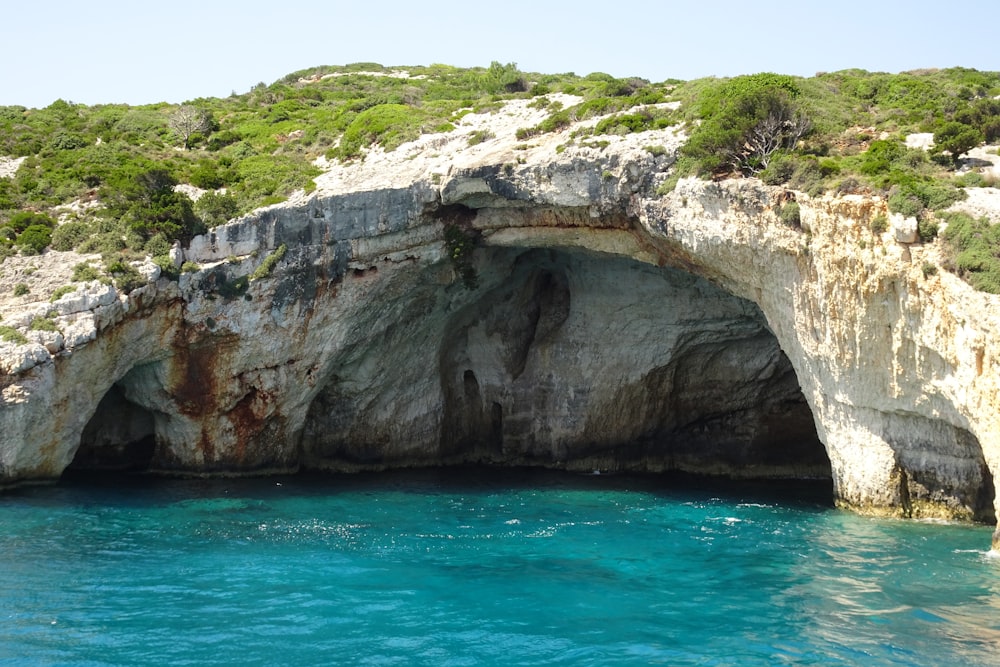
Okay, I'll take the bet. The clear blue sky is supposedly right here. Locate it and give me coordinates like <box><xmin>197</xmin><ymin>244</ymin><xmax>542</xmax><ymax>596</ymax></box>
<box><xmin>4</xmin><ymin>0</ymin><xmax>1000</xmax><ymax>108</ymax></box>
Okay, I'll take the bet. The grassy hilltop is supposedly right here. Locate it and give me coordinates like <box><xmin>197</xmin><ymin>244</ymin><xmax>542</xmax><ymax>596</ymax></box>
<box><xmin>1</xmin><ymin>62</ymin><xmax>1000</xmax><ymax>292</ymax></box>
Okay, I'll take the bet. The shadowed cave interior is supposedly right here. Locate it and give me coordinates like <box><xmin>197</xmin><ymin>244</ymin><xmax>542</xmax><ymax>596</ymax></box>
<box><xmin>70</xmin><ymin>384</ymin><xmax>158</xmax><ymax>472</ymax></box>
<box><xmin>72</xmin><ymin>246</ymin><xmax>836</xmax><ymax>482</ymax></box>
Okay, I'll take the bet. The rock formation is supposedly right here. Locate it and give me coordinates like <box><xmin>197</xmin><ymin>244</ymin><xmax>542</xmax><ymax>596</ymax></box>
<box><xmin>2</xmin><ymin>98</ymin><xmax>998</xmax><ymax>544</ymax></box>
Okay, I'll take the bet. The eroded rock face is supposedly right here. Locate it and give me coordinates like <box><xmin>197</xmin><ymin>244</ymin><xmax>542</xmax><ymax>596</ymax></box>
<box><xmin>299</xmin><ymin>246</ymin><xmax>825</xmax><ymax>477</ymax></box>
<box><xmin>2</xmin><ymin>116</ymin><xmax>999</xmax><ymax>544</ymax></box>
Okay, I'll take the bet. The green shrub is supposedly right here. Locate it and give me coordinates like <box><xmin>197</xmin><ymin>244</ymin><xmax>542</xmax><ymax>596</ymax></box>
<box><xmin>940</xmin><ymin>212</ymin><xmax>1000</xmax><ymax>293</ymax></box>
<box><xmin>917</xmin><ymin>217</ymin><xmax>939</xmax><ymax>241</ymax></box>
<box><xmin>778</xmin><ymin>201</ymin><xmax>801</xmax><ymax>227</ymax></box>
<box><xmin>76</xmin><ymin>232</ymin><xmax>126</xmax><ymax>256</ymax></box>
<box><xmin>230</xmin><ymin>155</ymin><xmax>319</xmax><ymax>209</ymax></box>
<box><xmin>516</xmin><ymin>109</ymin><xmax>572</xmax><ymax>140</ymax></box>
<box><xmin>884</xmin><ymin>167</ymin><xmax>966</xmax><ymax>218</ymax></box>
<box><xmin>5</xmin><ymin>212</ymin><xmax>56</xmax><ymax>233</ymax></box>
<box><xmin>50</xmin><ymin>221</ymin><xmax>93</xmax><ymax>251</ymax></box>
<box><xmin>206</xmin><ymin>130</ymin><xmax>242</xmax><ymax>151</ymax></box>
<box><xmin>787</xmin><ymin>156</ymin><xmax>827</xmax><ymax>196</ymax></box>
<box><xmin>144</xmin><ymin>233</ymin><xmax>171</xmax><ymax>257</ymax></box>
<box><xmin>473</xmin><ymin>61</ymin><xmax>528</xmax><ymax>95</ymax></box>
<box><xmin>0</xmin><ymin>325</ymin><xmax>28</xmax><ymax>344</ymax></box>
<box><xmin>29</xmin><ymin>316</ymin><xmax>58</xmax><ymax>332</ymax></box>
<box><xmin>870</xmin><ymin>214</ymin><xmax>889</xmax><ymax>234</ymax></box>
<box><xmin>760</xmin><ymin>153</ymin><xmax>796</xmax><ymax>185</ymax></box>
<box><xmin>682</xmin><ymin>74</ymin><xmax>810</xmax><ymax>176</ymax></box>
<box><xmin>153</xmin><ymin>254</ymin><xmax>179</xmax><ymax>280</ymax></box>
<box><xmin>101</xmin><ymin>166</ymin><xmax>203</xmax><ymax>244</ymax></box>
<box><xmin>858</xmin><ymin>139</ymin><xmax>906</xmax><ymax>176</ymax></box>
<box><xmin>13</xmin><ymin>283</ymin><xmax>29</xmax><ymax>296</ymax></box>
<box><xmin>888</xmin><ymin>191</ymin><xmax>924</xmax><ymax>217</ymax></box>
<box><xmin>70</xmin><ymin>262</ymin><xmax>101</xmax><ymax>283</ymax></box>
<box><xmin>334</xmin><ymin>104</ymin><xmax>428</xmax><ymax>160</ymax></box>
<box><xmin>189</xmin><ymin>159</ymin><xmax>227</xmax><ymax>189</ymax></box>
<box><xmin>954</xmin><ymin>172</ymin><xmax>985</xmax><ymax>188</ymax></box>
<box><xmin>467</xmin><ymin>130</ymin><xmax>494</xmax><ymax>146</ymax></box>
<box><xmin>15</xmin><ymin>225</ymin><xmax>53</xmax><ymax>254</ymax></box>
<box><xmin>249</xmin><ymin>244</ymin><xmax>287</xmax><ymax>281</ymax></box>
<box><xmin>106</xmin><ymin>260</ymin><xmax>144</xmax><ymax>293</ymax></box>
<box><xmin>592</xmin><ymin>109</ymin><xmax>675</xmax><ymax>136</ymax></box>
<box><xmin>49</xmin><ymin>285</ymin><xmax>76</xmax><ymax>301</ymax></box>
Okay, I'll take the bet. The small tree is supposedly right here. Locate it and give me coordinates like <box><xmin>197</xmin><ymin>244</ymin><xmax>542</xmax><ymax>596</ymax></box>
<box><xmin>169</xmin><ymin>105</ymin><xmax>212</xmax><ymax>150</ymax></box>
<box><xmin>933</xmin><ymin>121</ymin><xmax>984</xmax><ymax>166</ymax></box>
<box><xmin>102</xmin><ymin>165</ymin><xmax>202</xmax><ymax>243</ymax></box>
<box><xmin>683</xmin><ymin>75</ymin><xmax>811</xmax><ymax>176</ymax></box>
<box><xmin>478</xmin><ymin>62</ymin><xmax>527</xmax><ymax>95</ymax></box>
<box><xmin>195</xmin><ymin>191</ymin><xmax>240</xmax><ymax>228</ymax></box>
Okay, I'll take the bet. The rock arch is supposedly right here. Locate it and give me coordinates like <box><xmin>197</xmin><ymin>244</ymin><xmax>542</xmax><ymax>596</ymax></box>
<box><xmin>69</xmin><ymin>383</ymin><xmax>157</xmax><ymax>472</ymax></box>
<box><xmin>300</xmin><ymin>241</ymin><xmax>830</xmax><ymax>479</ymax></box>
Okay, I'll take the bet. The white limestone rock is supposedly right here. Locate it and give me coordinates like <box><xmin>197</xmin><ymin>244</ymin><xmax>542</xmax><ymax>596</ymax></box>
<box><xmin>2</xmin><ymin>95</ymin><xmax>1000</xmax><ymax>550</ymax></box>
<box><xmin>890</xmin><ymin>212</ymin><xmax>919</xmax><ymax>243</ymax></box>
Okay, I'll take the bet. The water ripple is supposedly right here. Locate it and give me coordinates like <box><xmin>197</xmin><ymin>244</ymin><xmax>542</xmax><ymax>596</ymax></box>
<box><xmin>0</xmin><ymin>471</ymin><xmax>997</xmax><ymax>665</ymax></box>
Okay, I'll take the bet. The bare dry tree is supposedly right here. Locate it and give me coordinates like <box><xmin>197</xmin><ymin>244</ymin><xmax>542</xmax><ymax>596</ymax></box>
<box><xmin>168</xmin><ymin>105</ymin><xmax>211</xmax><ymax>150</ymax></box>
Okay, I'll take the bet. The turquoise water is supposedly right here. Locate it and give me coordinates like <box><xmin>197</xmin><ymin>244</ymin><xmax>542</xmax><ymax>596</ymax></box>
<box><xmin>2</xmin><ymin>469</ymin><xmax>999</xmax><ymax>666</ymax></box>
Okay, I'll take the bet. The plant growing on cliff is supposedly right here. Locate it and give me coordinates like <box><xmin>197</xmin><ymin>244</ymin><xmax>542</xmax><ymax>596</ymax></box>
<box><xmin>195</xmin><ymin>191</ymin><xmax>240</xmax><ymax>228</ymax></box>
<box><xmin>870</xmin><ymin>214</ymin><xmax>888</xmax><ymax>234</ymax></box>
<box><xmin>29</xmin><ymin>316</ymin><xmax>58</xmax><ymax>332</ymax></box>
<box><xmin>332</xmin><ymin>104</ymin><xmax>432</xmax><ymax>161</ymax></box>
<box><xmin>249</xmin><ymin>244</ymin><xmax>287</xmax><ymax>281</ymax></box>
<box><xmin>71</xmin><ymin>262</ymin><xmax>102</xmax><ymax>282</ymax></box>
<box><xmin>474</xmin><ymin>61</ymin><xmax>528</xmax><ymax>95</ymax></box>
<box><xmin>444</xmin><ymin>223</ymin><xmax>478</xmax><ymax>290</ymax></box>
<box><xmin>106</xmin><ymin>259</ymin><xmax>144</xmax><ymax>294</ymax></box>
<box><xmin>467</xmin><ymin>130</ymin><xmax>494</xmax><ymax>146</ymax></box>
<box><xmin>0</xmin><ymin>325</ymin><xmax>27</xmax><ymax>344</ymax></box>
<box><xmin>778</xmin><ymin>201</ymin><xmax>801</xmax><ymax>227</ymax></box>
<box><xmin>682</xmin><ymin>74</ymin><xmax>812</xmax><ymax>176</ymax></box>
<box><xmin>49</xmin><ymin>285</ymin><xmax>75</xmax><ymax>301</ymax></box>
<box><xmin>932</xmin><ymin>121</ymin><xmax>984</xmax><ymax>166</ymax></box>
<box><xmin>940</xmin><ymin>212</ymin><xmax>1000</xmax><ymax>293</ymax></box>
<box><xmin>49</xmin><ymin>220</ymin><xmax>93</xmax><ymax>251</ymax></box>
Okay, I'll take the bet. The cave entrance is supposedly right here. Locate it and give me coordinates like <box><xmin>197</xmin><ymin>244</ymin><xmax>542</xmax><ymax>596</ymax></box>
<box><xmin>68</xmin><ymin>383</ymin><xmax>158</xmax><ymax>473</ymax></box>
<box><xmin>298</xmin><ymin>243</ymin><xmax>830</xmax><ymax>483</ymax></box>
<box><xmin>439</xmin><ymin>247</ymin><xmax>831</xmax><ymax>480</ymax></box>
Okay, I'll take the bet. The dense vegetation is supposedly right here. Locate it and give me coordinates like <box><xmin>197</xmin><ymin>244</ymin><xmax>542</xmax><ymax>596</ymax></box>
<box><xmin>664</xmin><ymin>69</ymin><xmax>1000</xmax><ymax>210</ymax></box>
<box><xmin>0</xmin><ymin>62</ymin><xmax>642</xmax><ymax>272</ymax></box>
<box><xmin>1</xmin><ymin>63</ymin><xmax>1000</xmax><ymax>293</ymax></box>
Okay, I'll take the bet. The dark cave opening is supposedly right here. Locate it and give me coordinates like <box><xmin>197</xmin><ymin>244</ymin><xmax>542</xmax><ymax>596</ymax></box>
<box><xmin>295</xmin><ymin>241</ymin><xmax>833</xmax><ymax>477</ymax></box>
<box><xmin>68</xmin><ymin>384</ymin><xmax>158</xmax><ymax>473</ymax></box>
<box><xmin>422</xmin><ymin>246</ymin><xmax>831</xmax><ymax>478</ymax></box>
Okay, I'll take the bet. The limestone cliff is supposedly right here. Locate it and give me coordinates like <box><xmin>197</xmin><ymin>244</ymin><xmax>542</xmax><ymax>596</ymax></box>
<box><xmin>2</xmin><ymin>98</ymin><xmax>999</xmax><ymax>544</ymax></box>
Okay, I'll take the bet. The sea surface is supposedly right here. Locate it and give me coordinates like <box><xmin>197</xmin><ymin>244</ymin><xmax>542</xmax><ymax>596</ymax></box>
<box><xmin>2</xmin><ymin>468</ymin><xmax>999</xmax><ymax>666</ymax></box>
